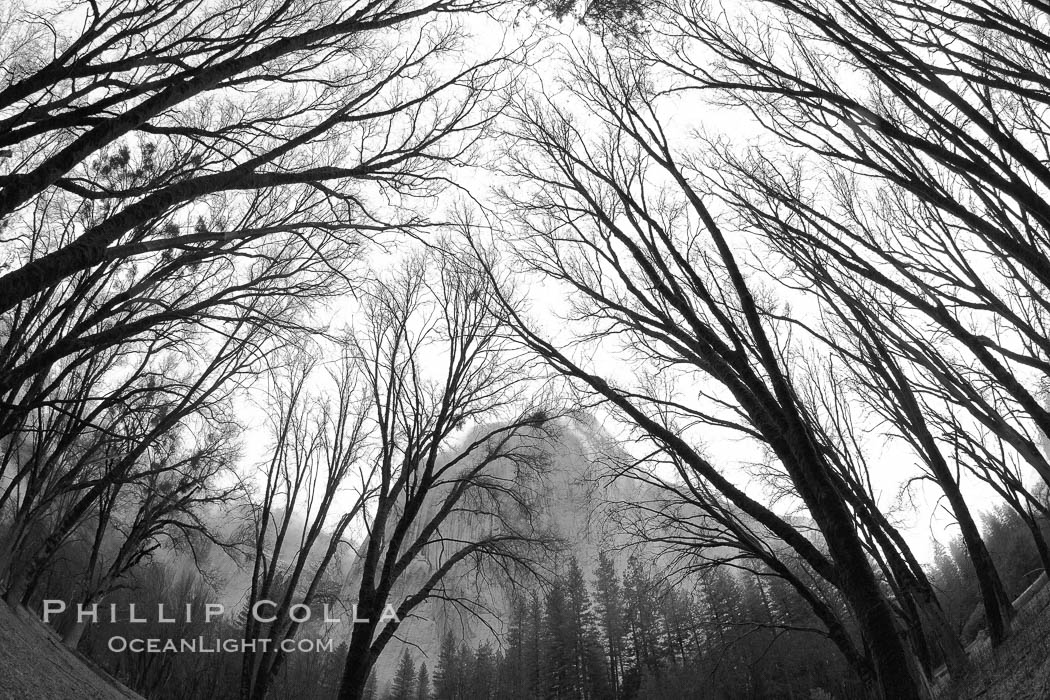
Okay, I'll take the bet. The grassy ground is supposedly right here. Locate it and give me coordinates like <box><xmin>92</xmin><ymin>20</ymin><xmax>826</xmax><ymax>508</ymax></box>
<box><xmin>0</xmin><ymin>601</ymin><xmax>141</xmax><ymax>700</ymax></box>
<box><xmin>937</xmin><ymin>581</ymin><xmax>1050</xmax><ymax>700</ymax></box>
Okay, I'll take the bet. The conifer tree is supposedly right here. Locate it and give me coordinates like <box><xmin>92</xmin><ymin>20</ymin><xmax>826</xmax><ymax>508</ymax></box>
<box><xmin>415</xmin><ymin>663</ymin><xmax>431</xmax><ymax>700</ymax></box>
<box><xmin>389</xmin><ymin>650</ymin><xmax>416</xmax><ymax>700</ymax></box>
<box><xmin>592</xmin><ymin>552</ymin><xmax>626</xmax><ymax>695</ymax></box>
<box><xmin>542</xmin><ymin>558</ymin><xmax>612</xmax><ymax>700</ymax></box>
<box><xmin>502</xmin><ymin>593</ymin><xmax>530</xmax><ymax>699</ymax></box>
<box><xmin>363</xmin><ymin>673</ymin><xmax>379</xmax><ymax>700</ymax></box>
<box><xmin>566</xmin><ymin>558</ymin><xmax>612</xmax><ymax>699</ymax></box>
<box><xmin>544</xmin><ymin>578</ymin><xmax>574</xmax><ymax>699</ymax></box>
<box><xmin>622</xmin><ymin>555</ymin><xmax>661</xmax><ymax>675</ymax></box>
<box><xmin>473</xmin><ymin>643</ymin><xmax>497</xmax><ymax>699</ymax></box>
<box><xmin>434</xmin><ymin>632</ymin><xmax>461</xmax><ymax>700</ymax></box>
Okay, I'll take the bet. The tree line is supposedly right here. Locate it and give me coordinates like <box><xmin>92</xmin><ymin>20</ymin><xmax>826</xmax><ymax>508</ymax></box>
<box><xmin>372</xmin><ymin>496</ymin><xmax>1050</xmax><ymax>700</ymax></box>
<box><xmin>415</xmin><ymin>553</ymin><xmax>856</xmax><ymax>700</ymax></box>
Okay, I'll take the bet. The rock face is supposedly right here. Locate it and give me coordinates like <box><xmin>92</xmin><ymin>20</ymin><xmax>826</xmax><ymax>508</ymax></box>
<box><xmin>357</xmin><ymin>415</ymin><xmax>643</xmax><ymax>686</ymax></box>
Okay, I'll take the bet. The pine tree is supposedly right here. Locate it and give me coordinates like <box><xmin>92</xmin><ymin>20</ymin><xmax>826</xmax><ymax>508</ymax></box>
<box><xmin>492</xmin><ymin>650</ymin><xmax>508</xmax><ymax>698</ymax></box>
<box><xmin>457</xmin><ymin>642</ymin><xmax>473</xmax><ymax>696</ymax></box>
<box><xmin>592</xmin><ymin>552</ymin><xmax>625</xmax><ymax>696</ymax></box>
<box><xmin>622</xmin><ymin>555</ymin><xmax>661</xmax><ymax>675</ymax></box>
<box><xmin>544</xmin><ymin>577</ymin><xmax>574</xmax><ymax>699</ymax></box>
<box><xmin>389</xmin><ymin>649</ymin><xmax>416</xmax><ymax>700</ymax></box>
<box><xmin>527</xmin><ymin>592</ymin><xmax>545</xmax><ymax>697</ymax></box>
<box><xmin>501</xmin><ymin>592</ymin><xmax>529</xmax><ymax>699</ymax></box>
<box><xmin>433</xmin><ymin>632</ymin><xmax>460</xmax><ymax>700</ymax></box>
<box><xmin>659</xmin><ymin>588</ymin><xmax>696</xmax><ymax>666</ymax></box>
<box><xmin>363</xmin><ymin>672</ymin><xmax>379</xmax><ymax>700</ymax></box>
<box><xmin>543</xmin><ymin>558</ymin><xmax>612</xmax><ymax>700</ymax></box>
<box><xmin>474</xmin><ymin>643</ymin><xmax>496</xmax><ymax>699</ymax></box>
<box><xmin>565</xmin><ymin>558</ymin><xmax>612</xmax><ymax>700</ymax></box>
<box><xmin>415</xmin><ymin>662</ymin><xmax>431</xmax><ymax>700</ymax></box>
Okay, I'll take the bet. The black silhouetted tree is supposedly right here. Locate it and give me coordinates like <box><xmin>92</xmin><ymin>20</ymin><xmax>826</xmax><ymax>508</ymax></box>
<box><xmin>719</xmin><ymin>175</ymin><xmax>1050</xmax><ymax>647</ymax></box>
<box><xmin>58</xmin><ymin>424</ymin><xmax>240</xmax><ymax>648</ymax></box>
<box><xmin>239</xmin><ymin>341</ymin><xmax>373</xmax><ymax>700</ymax></box>
<box><xmin>475</xmin><ymin>44</ymin><xmax>930</xmax><ymax>693</ymax></box>
<box><xmin>0</xmin><ymin>0</ymin><xmax>514</xmax><ymax>313</ymax></box>
<box><xmin>778</xmin><ymin>355</ymin><xmax>967</xmax><ymax>673</ymax></box>
<box><xmin>795</xmin><ymin>294</ymin><xmax>1015</xmax><ymax>649</ymax></box>
<box><xmin>667</xmin><ymin>0</ymin><xmax>1050</xmax><ymax>648</ymax></box>
<box><xmin>335</xmin><ymin>252</ymin><xmax>559</xmax><ymax>700</ymax></box>
<box><xmin>0</xmin><ymin>143</ymin><xmax>366</xmax><ymax>611</ymax></box>
<box><xmin>600</xmin><ymin>436</ymin><xmax>879</xmax><ymax>682</ymax></box>
<box><xmin>685</xmin><ymin>0</ymin><xmax>1050</xmax><ymax>487</ymax></box>
<box><xmin>0</xmin><ymin>4</ymin><xmax>514</xmax><ymax>609</ymax></box>
<box><xmin>2</xmin><ymin>311</ymin><xmax>270</xmax><ymax>605</ymax></box>
<box><xmin>946</xmin><ymin>423</ymin><xmax>1050</xmax><ymax>579</ymax></box>
<box><xmin>0</xmin><ymin>162</ymin><xmax>364</xmax><ymax>492</ymax></box>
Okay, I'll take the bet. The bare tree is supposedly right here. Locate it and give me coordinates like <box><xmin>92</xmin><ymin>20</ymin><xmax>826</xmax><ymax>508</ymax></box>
<box><xmin>791</xmin><ymin>357</ymin><xmax>971</xmax><ymax>674</ymax></box>
<box><xmin>0</xmin><ymin>0</ymin><xmax>513</xmax><ymax>311</ymax></box>
<box><xmin>661</xmin><ymin>0</ymin><xmax>1050</xmax><ymax>515</ymax></box>
<box><xmin>58</xmin><ymin>421</ymin><xmax>241</xmax><ymax>648</ymax></box>
<box><xmin>607</xmin><ymin>447</ymin><xmax>873</xmax><ymax>679</ymax></box>
<box><xmin>1</xmin><ymin>307</ymin><xmax>269</xmax><ymax>605</ymax></box>
<box><xmin>473</xmin><ymin>44</ymin><xmax>934</xmax><ymax>695</ymax></box>
<box><xmin>0</xmin><ymin>174</ymin><xmax>362</xmax><ymax>436</ymax></box>
<box><xmin>240</xmin><ymin>342</ymin><xmax>372</xmax><ymax>700</ymax></box>
<box><xmin>0</xmin><ymin>0</ymin><xmax>519</xmax><ymax>617</ymax></box>
<box><xmin>807</xmin><ymin>275</ymin><xmax>1017</xmax><ymax>646</ymax></box>
<box><xmin>335</xmin><ymin>252</ymin><xmax>559</xmax><ymax>700</ymax></box>
<box><xmin>0</xmin><ymin>157</ymin><xmax>367</xmax><ymax>611</ymax></box>
<box><xmin>503</xmin><ymin>0</ymin><xmax>1050</xmax><ymax>664</ymax></box>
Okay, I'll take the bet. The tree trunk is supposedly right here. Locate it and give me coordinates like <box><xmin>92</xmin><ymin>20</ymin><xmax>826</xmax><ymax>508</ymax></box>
<box><xmin>850</xmin><ymin>488</ymin><xmax>969</xmax><ymax>678</ymax></box>
<box><xmin>797</xmin><ymin>466</ymin><xmax>930</xmax><ymax>700</ymax></box>
<box><xmin>914</xmin><ymin>591</ymin><xmax>969</xmax><ymax>678</ymax></box>
<box><xmin>944</xmin><ymin>481</ymin><xmax>1015</xmax><ymax>645</ymax></box>
<box><xmin>826</xmin><ymin>535</ymin><xmax>929</xmax><ymax>698</ymax></box>
<box><xmin>1023</xmin><ymin>512</ymin><xmax>1050</xmax><ymax>577</ymax></box>
<box><xmin>338</xmin><ymin>623</ymin><xmax>379</xmax><ymax>700</ymax></box>
<box><xmin>871</xmin><ymin>509</ymin><xmax>969</xmax><ymax>676</ymax></box>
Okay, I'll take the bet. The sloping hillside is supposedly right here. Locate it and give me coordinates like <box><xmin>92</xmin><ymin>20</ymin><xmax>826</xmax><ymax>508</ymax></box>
<box><xmin>0</xmin><ymin>601</ymin><xmax>142</xmax><ymax>700</ymax></box>
<box><xmin>934</xmin><ymin>575</ymin><xmax>1050</xmax><ymax>699</ymax></box>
